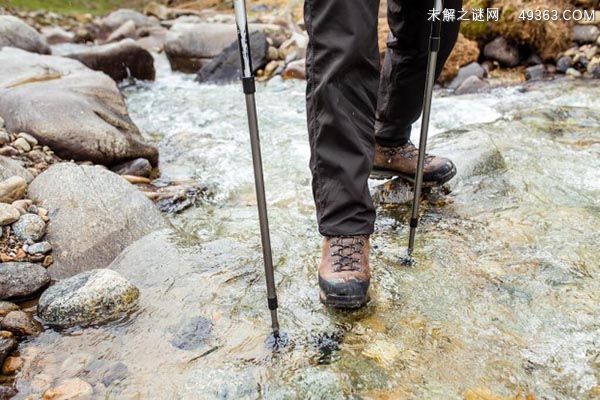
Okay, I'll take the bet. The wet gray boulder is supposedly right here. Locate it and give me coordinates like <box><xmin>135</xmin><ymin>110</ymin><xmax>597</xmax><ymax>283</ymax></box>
<box><xmin>0</xmin><ymin>262</ymin><xmax>50</xmax><ymax>300</ymax></box>
<box><xmin>37</xmin><ymin>269</ymin><xmax>140</xmax><ymax>328</ymax></box>
<box><xmin>0</xmin><ymin>48</ymin><xmax>158</xmax><ymax>166</ymax></box>
<box><xmin>28</xmin><ymin>163</ymin><xmax>171</xmax><ymax>279</ymax></box>
<box><xmin>0</xmin><ymin>15</ymin><xmax>50</xmax><ymax>54</ymax></box>
<box><xmin>66</xmin><ymin>39</ymin><xmax>155</xmax><ymax>82</ymax></box>
<box><xmin>483</xmin><ymin>37</ymin><xmax>520</xmax><ymax>67</ymax></box>
<box><xmin>197</xmin><ymin>31</ymin><xmax>268</xmax><ymax>83</ymax></box>
<box><xmin>101</xmin><ymin>9</ymin><xmax>159</xmax><ymax>33</ymax></box>
<box><xmin>165</xmin><ymin>22</ymin><xmax>238</xmax><ymax>73</ymax></box>
<box><xmin>0</xmin><ymin>156</ymin><xmax>34</xmax><ymax>183</ymax></box>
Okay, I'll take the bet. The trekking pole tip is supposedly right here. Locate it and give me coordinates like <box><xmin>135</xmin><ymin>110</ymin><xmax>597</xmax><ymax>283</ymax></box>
<box><xmin>266</xmin><ymin>330</ymin><xmax>291</xmax><ymax>350</ymax></box>
<box><xmin>400</xmin><ymin>248</ymin><xmax>416</xmax><ymax>267</ymax></box>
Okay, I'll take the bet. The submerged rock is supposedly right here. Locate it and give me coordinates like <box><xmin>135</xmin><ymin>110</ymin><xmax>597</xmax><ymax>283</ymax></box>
<box><xmin>164</xmin><ymin>22</ymin><xmax>238</xmax><ymax>73</ymax></box>
<box><xmin>197</xmin><ymin>31</ymin><xmax>268</xmax><ymax>83</ymax></box>
<box><xmin>12</xmin><ymin>213</ymin><xmax>46</xmax><ymax>242</ymax></box>
<box><xmin>0</xmin><ymin>48</ymin><xmax>158</xmax><ymax>166</ymax></box>
<box><xmin>169</xmin><ymin>316</ymin><xmax>213</xmax><ymax>350</ymax></box>
<box><xmin>38</xmin><ymin>269</ymin><xmax>140</xmax><ymax>328</ymax></box>
<box><xmin>66</xmin><ymin>39</ymin><xmax>155</xmax><ymax>82</ymax></box>
<box><xmin>42</xmin><ymin>378</ymin><xmax>94</xmax><ymax>400</ymax></box>
<box><xmin>0</xmin><ymin>262</ymin><xmax>50</xmax><ymax>300</ymax></box>
<box><xmin>0</xmin><ymin>15</ymin><xmax>50</xmax><ymax>55</ymax></box>
<box><xmin>29</xmin><ymin>163</ymin><xmax>170</xmax><ymax>279</ymax></box>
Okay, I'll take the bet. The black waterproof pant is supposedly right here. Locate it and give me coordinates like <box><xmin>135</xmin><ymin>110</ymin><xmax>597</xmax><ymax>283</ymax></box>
<box><xmin>304</xmin><ymin>0</ymin><xmax>462</xmax><ymax>236</ymax></box>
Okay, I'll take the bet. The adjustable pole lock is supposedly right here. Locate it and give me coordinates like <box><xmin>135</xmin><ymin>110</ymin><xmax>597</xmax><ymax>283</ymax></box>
<box><xmin>242</xmin><ymin>77</ymin><xmax>255</xmax><ymax>94</ymax></box>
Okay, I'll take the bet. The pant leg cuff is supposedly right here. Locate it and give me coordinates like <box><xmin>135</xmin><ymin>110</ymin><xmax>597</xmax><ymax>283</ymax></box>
<box><xmin>375</xmin><ymin>124</ymin><xmax>412</xmax><ymax>147</ymax></box>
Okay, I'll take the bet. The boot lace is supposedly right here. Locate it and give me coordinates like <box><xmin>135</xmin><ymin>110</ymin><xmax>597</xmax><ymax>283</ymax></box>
<box><xmin>380</xmin><ymin>141</ymin><xmax>434</xmax><ymax>165</ymax></box>
<box><xmin>329</xmin><ymin>236</ymin><xmax>366</xmax><ymax>272</ymax></box>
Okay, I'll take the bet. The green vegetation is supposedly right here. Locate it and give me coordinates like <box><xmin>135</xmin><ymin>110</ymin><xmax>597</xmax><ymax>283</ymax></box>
<box><xmin>3</xmin><ymin>0</ymin><xmax>146</xmax><ymax>15</ymax></box>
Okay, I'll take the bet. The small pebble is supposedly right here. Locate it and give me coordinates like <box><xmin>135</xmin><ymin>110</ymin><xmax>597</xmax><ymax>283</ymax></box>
<box><xmin>17</xmin><ymin>132</ymin><xmax>38</xmax><ymax>146</ymax></box>
<box><xmin>12</xmin><ymin>199</ymin><xmax>33</xmax><ymax>211</ymax></box>
<box><xmin>0</xmin><ymin>302</ymin><xmax>19</xmax><ymax>317</ymax></box>
<box><xmin>0</xmin><ymin>310</ymin><xmax>42</xmax><ymax>336</ymax></box>
<box><xmin>26</xmin><ymin>241</ymin><xmax>52</xmax><ymax>255</ymax></box>
<box><xmin>43</xmin><ymin>255</ymin><xmax>53</xmax><ymax>268</ymax></box>
<box><xmin>566</xmin><ymin>67</ymin><xmax>582</xmax><ymax>77</ymax></box>
<box><xmin>12</xmin><ymin>137</ymin><xmax>31</xmax><ymax>152</ymax></box>
<box><xmin>1</xmin><ymin>356</ymin><xmax>23</xmax><ymax>375</ymax></box>
<box><xmin>0</xmin><ymin>203</ymin><xmax>21</xmax><ymax>226</ymax></box>
<box><xmin>12</xmin><ymin>213</ymin><xmax>46</xmax><ymax>242</ymax></box>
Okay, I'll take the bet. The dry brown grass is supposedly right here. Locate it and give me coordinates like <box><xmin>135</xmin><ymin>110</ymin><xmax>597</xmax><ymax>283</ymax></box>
<box><xmin>490</xmin><ymin>0</ymin><xmax>573</xmax><ymax>60</ymax></box>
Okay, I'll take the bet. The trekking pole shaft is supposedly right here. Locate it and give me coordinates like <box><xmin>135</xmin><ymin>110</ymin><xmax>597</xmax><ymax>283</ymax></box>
<box><xmin>234</xmin><ymin>0</ymin><xmax>280</xmax><ymax>336</ymax></box>
<box><xmin>245</xmin><ymin>94</ymin><xmax>280</xmax><ymax>335</ymax></box>
<box><xmin>407</xmin><ymin>0</ymin><xmax>443</xmax><ymax>255</ymax></box>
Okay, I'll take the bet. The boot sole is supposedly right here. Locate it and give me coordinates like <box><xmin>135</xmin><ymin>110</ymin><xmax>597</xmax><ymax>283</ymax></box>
<box><xmin>370</xmin><ymin>163</ymin><xmax>457</xmax><ymax>187</ymax></box>
<box><xmin>319</xmin><ymin>290</ymin><xmax>369</xmax><ymax>309</ymax></box>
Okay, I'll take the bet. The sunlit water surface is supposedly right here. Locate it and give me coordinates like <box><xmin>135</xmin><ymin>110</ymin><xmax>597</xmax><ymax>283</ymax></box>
<box><xmin>14</xmin><ymin>54</ymin><xmax>600</xmax><ymax>399</ymax></box>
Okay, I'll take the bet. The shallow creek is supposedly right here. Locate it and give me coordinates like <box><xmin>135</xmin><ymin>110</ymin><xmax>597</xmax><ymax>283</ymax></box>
<box><xmin>14</xmin><ymin>54</ymin><xmax>600</xmax><ymax>399</ymax></box>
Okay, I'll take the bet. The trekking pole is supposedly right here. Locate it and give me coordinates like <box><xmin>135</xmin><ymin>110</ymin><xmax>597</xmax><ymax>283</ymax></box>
<box><xmin>233</xmin><ymin>0</ymin><xmax>280</xmax><ymax>338</ymax></box>
<box><xmin>406</xmin><ymin>0</ymin><xmax>444</xmax><ymax>259</ymax></box>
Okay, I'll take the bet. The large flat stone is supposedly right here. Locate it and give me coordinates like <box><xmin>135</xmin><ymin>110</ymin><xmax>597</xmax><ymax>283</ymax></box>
<box><xmin>28</xmin><ymin>163</ymin><xmax>171</xmax><ymax>279</ymax></box>
<box><xmin>0</xmin><ymin>47</ymin><xmax>158</xmax><ymax>166</ymax></box>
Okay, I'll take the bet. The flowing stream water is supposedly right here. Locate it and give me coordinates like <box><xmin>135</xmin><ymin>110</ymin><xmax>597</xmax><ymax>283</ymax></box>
<box><xmin>13</xmin><ymin>54</ymin><xmax>600</xmax><ymax>399</ymax></box>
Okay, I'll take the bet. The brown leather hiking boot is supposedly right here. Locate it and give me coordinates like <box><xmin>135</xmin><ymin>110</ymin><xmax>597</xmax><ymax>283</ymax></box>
<box><xmin>319</xmin><ymin>235</ymin><xmax>370</xmax><ymax>309</ymax></box>
<box><xmin>371</xmin><ymin>141</ymin><xmax>457</xmax><ymax>186</ymax></box>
